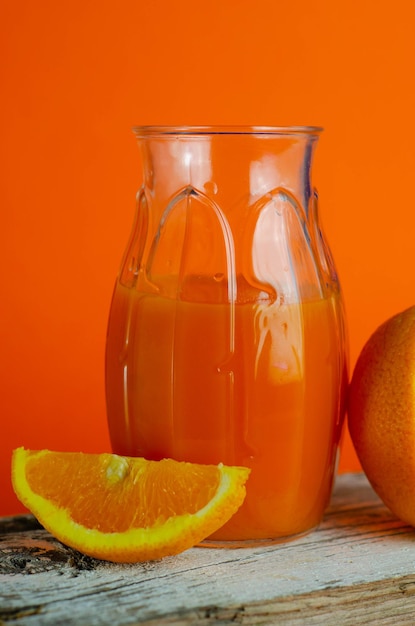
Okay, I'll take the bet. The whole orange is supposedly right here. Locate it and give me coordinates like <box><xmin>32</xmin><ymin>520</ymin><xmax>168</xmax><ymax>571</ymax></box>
<box><xmin>348</xmin><ymin>305</ymin><xmax>415</xmax><ymax>526</ymax></box>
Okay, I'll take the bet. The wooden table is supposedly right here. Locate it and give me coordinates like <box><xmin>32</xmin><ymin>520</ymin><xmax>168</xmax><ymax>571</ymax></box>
<box><xmin>2</xmin><ymin>473</ymin><xmax>415</xmax><ymax>625</ymax></box>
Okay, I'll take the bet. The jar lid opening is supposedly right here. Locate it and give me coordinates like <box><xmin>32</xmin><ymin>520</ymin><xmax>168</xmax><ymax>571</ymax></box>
<box><xmin>132</xmin><ymin>125</ymin><xmax>323</xmax><ymax>138</ymax></box>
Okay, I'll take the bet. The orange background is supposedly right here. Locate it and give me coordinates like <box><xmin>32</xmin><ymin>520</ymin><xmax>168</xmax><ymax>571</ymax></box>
<box><xmin>2</xmin><ymin>0</ymin><xmax>415</xmax><ymax>516</ymax></box>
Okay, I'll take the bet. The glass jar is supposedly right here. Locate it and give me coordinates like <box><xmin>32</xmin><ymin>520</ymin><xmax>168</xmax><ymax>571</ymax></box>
<box><xmin>105</xmin><ymin>126</ymin><xmax>348</xmax><ymax>543</ymax></box>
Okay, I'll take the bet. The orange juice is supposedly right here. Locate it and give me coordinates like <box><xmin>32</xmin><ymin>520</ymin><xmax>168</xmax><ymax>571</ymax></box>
<box><xmin>106</xmin><ymin>278</ymin><xmax>347</xmax><ymax>542</ymax></box>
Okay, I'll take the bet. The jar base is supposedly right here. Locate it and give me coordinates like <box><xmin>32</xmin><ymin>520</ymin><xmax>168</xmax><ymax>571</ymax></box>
<box><xmin>199</xmin><ymin>524</ymin><xmax>319</xmax><ymax>549</ymax></box>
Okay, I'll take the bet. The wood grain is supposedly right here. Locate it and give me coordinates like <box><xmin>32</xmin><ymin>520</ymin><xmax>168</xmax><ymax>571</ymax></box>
<box><xmin>1</xmin><ymin>473</ymin><xmax>415</xmax><ymax>625</ymax></box>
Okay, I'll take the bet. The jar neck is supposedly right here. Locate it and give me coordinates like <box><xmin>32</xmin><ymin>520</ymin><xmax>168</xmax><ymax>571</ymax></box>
<box><xmin>135</xmin><ymin>131</ymin><xmax>319</xmax><ymax>213</ymax></box>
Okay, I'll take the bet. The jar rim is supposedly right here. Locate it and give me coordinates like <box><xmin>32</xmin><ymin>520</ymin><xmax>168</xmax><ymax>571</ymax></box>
<box><xmin>132</xmin><ymin>125</ymin><xmax>323</xmax><ymax>137</ymax></box>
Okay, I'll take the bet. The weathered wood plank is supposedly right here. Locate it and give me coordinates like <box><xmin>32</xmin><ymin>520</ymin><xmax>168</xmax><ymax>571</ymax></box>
<box><xmin>1</xmin><ymin>473</ymin><xmax>415</xmax><ymax>625</ymax></box>
<box><xmin>138</xmin><ymin>575</ymin><xmax>415</xmax><ymax>626</ymax></box>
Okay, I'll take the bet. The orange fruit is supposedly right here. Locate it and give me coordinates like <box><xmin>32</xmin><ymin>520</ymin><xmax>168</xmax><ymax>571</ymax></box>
<box><xmin>348</xmin><ymin>305</ymin><xmax>415</xmax><ymax>525</ymax></box>
<box><xmin>11</xmin><ymin>447</ymin><xmax>250</xmax><ymax>562</ymax></box>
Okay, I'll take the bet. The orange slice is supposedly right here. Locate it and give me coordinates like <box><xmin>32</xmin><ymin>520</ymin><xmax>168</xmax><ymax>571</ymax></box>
<box><xmin>11</xmin><ymin>447</ymin><xmax>250</xmax><ymax>562</ymax></box>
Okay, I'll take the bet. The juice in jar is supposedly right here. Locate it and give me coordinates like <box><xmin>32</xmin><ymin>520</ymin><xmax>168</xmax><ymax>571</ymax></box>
<box><xmin>106</xmin><ymin>277</ymin><xmax>347</xmax><ymax>541</ymax></box>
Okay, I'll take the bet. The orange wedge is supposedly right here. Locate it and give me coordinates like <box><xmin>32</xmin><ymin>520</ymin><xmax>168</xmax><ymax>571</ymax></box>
<box><xmin>11</xmin><ymin>447</ymin><xmax>250</xmax><ymax>562</ymax></box>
